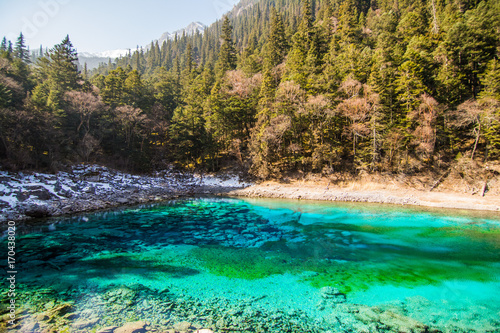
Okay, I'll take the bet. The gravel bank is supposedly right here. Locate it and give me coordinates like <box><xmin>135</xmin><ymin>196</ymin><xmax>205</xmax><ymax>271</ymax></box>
<box><xmin>228</xmin><ymin>181</ymin><xmax>500</xmax><ymax>212</ymax></box>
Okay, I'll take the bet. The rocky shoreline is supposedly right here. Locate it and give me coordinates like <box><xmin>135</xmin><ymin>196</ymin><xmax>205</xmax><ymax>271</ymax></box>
<box><xmin>2</xmin><ymin>165</ymin><xmax>499</xmax><ymax>225</ymax></box>
<box><xmin>0</xmin><ymin>165</ymin><xmax>251</xmax><ymax>223</ymax></box>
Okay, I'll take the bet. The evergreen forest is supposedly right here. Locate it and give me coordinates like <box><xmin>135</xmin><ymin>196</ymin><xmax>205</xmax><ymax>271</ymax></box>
<box><xmin>1</xmin><ymin>0</ymin><xmax>499</xmax><ymax>179</ymax></box>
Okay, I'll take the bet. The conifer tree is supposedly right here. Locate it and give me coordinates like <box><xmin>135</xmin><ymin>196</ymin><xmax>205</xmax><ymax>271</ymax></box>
<box><xmin>32</xmin><ymin>35</ymin><xmax>80</xmax><ymax>111</ymax></box>
<box><xmin>147</xmin><ymin>41</ymin><xmax>156</xmax><ymax>71</ymax></box>
<box><xmin>186</xmin><ymin>43</ymin><xmax>194</xmax><ymax>73</ymax></box>
<box><xmin>216</xmin><ymin>16</ymin><xmax>237</xmax><ymax>75</ymax></box>
<box><xmin>337</xmin><ymin>0</ymin><xmax>358</xmax><ymax>43</ymax></box>
<box><xmin>266</xmin><ymin>7</ymin><xmax>288</xmax><ymax>68</ymax></box>
<box><xmin>285</xmin><ymin>0</ymin><xmax>315</xmax><ymax>87</ymax></box>
<box><xmin>0</xmin><ymin>37</ymin><xmax>7</xmax><ymax>53</ymax></box>
<box><xmin>15</xmin><ymin>33</ymin><xmax>30</xmax><ymax>63</ymax></box>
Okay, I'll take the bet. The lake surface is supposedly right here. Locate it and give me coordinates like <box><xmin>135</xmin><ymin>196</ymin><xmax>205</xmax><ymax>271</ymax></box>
<box><xmin>3</xmin><ymin>197</ymin><xmax>500</xmax><ymax>332</ymax></box>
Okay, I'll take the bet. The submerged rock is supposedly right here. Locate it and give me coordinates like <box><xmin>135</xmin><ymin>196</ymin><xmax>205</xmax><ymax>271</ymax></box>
<box><xmin>320</xmin><ymin>286</ymin><xmax>347</xmax><ymax>303</ymax></box>
<box><xmin>47</xmin><ymin>303</ymin><xmax>74</xmax><ymax>316</ymax></box>
<box><xmin>115</xmin><ymin>321</ymin><xmax>147</xmax><ymax>333</ymax></box>
<box><xmin>72</xmin><ymin>317</ymin><xmax>100</xmax><ymax>330</ymax></box>
<box><xmin>19</xmin><ymin>321</ymin><xmax>39</xmax><ymax>333</ymax></box>
<box><xmin>173</xmin><ymin>321</ymin><xmax>192</xmax><ymax>331</ymax></box>
<box><xmin>96</xmin><ymin>326</ymin><xmax>119</xmax><ymax>333</ymax></box>
<box><xmin>355</xmin><ymin>306</ymin><xmax>428</xmax><ymax>333</ymax></box>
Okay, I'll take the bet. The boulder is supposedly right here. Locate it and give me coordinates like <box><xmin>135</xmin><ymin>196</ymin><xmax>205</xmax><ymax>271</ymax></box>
<box><xmin>27</xmin><ymin>186</ymin><xmax>55</xmax><ymax>200</ymax></box>
<box><xmin>72</xmin><ymin>317</ymin><xmax>99</xmax><ymax>330</ymax></box>
<box><xmin>355</xmin><ymin>306</ymin><xmax>428</xmax><ymax>333</ymax></box>
<box><xmin>320</xmin><ymin>286</ymin><xmax>347</xmax><ymax>303</ymax></box>
<box><xmin>16</xmin><ymin>191</ymin><xmax>30</xmax><ymax>202</ymax></box>
<box><xmin>19</xmin><ymin>321</ymin><xmax>39</xmax><ymax>333</ymax></box>
<box><xmin>116</xmin><ymin>197</ymin><xmax>130</xmax><ymax>204</ymax></box>
<box><xmin>0</xmin><ymin>200</ymin><xmax>9</xmax><ymax>209</ymax></box>
<box><xmin>174</xmin><ymin>321</ymin><xmax>192</xmax><ymax>331</ymax></box>
<box><xmin>24</xmin><ymin>204</ymin><xmax>51</xmax><ymax>218</ymax></box>
<box><xmin>48</xmin><ymin>303</ymin><xmax>73</xmax><ymax>316</ymax></box>
<box><xmin>378</xmin><ymin>310</ymin><xmax>427</xmax><ymax>333</ymax></box>
<box><xmin>115</xmin><ymin>321</ymin><xmax>147</xmax><ymax>333</ymax></box>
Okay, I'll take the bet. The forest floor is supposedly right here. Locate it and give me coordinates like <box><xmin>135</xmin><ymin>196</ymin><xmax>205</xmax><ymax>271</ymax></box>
<box><xmin>229</xmin><ymin>169</ymin><xmax>500</xmax><ymax>212</ymax></box>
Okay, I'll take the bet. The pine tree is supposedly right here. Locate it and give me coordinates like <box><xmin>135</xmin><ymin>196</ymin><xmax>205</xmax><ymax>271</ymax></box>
<box><xmin>15</xmin><ymin>32</ymin><xmax>29</xmax><ymax>63</ymax></box>
<box><xmin>33</xmin><ymin>35</ymin><xmax>80</xmax><ymax>111</ymax></box>
<box><xmin>395</xmin><ymin>61</ymin><xmax>426</xmax><ymax>113</ymax></box>
<box><xmin>50</xmin><ymin>35</ymin><xmax>79</xmax><ymax>89</ymax></box>
<box><xmin>124</xmin><ymin>69</ymin><xmax>145</xmax><ymax>108</ymax></box>
<box><xmin>154</xmin><ymin>41</ymin><xmax>161</xmax><ymax>68</ymax></box>
<box><xmin>135</xmin><ymin>48</ymin><xmax>143</xmax><ymax>73</ymax></box>
<box><xmin>266</xmin><ymin>7</ymin><xmax>288</xmax><ymax>68</ymax></box>
<box><xmin>479</xmin><ymin>59</ymin><xmax>500</xmax><ymax>158</ymax></box>
<box><xmin>480</xmin><ymin>59</ymin><xmax>500</xmax><ymax>100</ymax></box>
<box><xmin>216</xmin><ymin>16</ymin><xmax>237</xmax><ymax>75</ymax></box>
<box><xmin>285</xmin><ymin>0</ymin><xmax>315</xmax><ymax>87</ymax></box>
<box><xmin>0</xmin><ymin>37</ymin><xmax>7</xmax><ymax>53</ymax></box>
<box><xmin>337</xmin><ymin>0</ymin><xmax>358</xmax><ymax>43</ymax></box>
<box><xmin>83</xmin><ymin>63</ymin><xmax>88</xmax><ymax>80</ymax></box>
<box><xmin>185</xmin><ymin>43</ymin><xmax>194</xmax><ymax>73</ymax></box>
<box><xmin>147</xmin><ymin>41</ymin><xmax>156</xmax><ymax>71</ymax></box>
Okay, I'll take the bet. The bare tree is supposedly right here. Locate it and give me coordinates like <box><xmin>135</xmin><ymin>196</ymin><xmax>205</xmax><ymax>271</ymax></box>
<box><xmin>453</xmin><ymin>98</ymin><xmax>498</xmax><ymax>160</ymax></box>
<box><xmin>337</xmin><ymin>82</ymin><xmax>379</xmax><ymax>161</ymax></box>
<box><xmin>410</xmin><ymin>93</ymin><xmax>445</xmax><ymax>158</ymax></box>
<box><xmin>115</xmin><ymin>105</ymin><xmax>147</xmax><ymax>149</ymax></box>
<box><xmin>64</xmin><ymin>91</ymin><xmax>107</xmax><ymax>137</ymax></box>
<box><xmin>223</xmin><ymin>70</ymin><xmax>262</xmax><ymax>98</ymax></box>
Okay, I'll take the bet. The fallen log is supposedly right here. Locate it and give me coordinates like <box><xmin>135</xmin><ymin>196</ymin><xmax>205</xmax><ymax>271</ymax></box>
<box><xmin>429</xmin><ymin>169</ymin><xmax>451</xmax><ymax>192</ymax></box>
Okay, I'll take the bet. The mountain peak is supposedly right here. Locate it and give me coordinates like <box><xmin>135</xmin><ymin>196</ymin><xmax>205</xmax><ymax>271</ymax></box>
<box><xmin>158</xmin><ymin>21</ymin><xmax>206</xmax><ymax>43</ymax></box>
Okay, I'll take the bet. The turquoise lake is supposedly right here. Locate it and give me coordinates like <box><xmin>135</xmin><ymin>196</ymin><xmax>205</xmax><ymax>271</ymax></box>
<box><xmin>3</xmin><ymin>197</ymin><xmax>500</xmax><ymax>332</ymax></box>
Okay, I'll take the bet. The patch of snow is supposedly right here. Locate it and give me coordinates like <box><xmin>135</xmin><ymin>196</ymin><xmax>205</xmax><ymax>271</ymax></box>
<box><xmin>0</xmin><ymin>164</ymin><xmax>252</xmax><ymax>222</ymax></box>
<box><xmin>0</xmin><ymin>194</ymin><xmax>18</xmax><ymax>208</ymax></box>
<box><xmin>194</xmin><ymin>174</ymin><xmax>253</xmax><ymax>188</ymax></box>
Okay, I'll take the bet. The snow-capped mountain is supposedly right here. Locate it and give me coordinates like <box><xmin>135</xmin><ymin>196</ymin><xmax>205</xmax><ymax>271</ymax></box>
<box><xmin>78</xmin><ymin>22</ymin><xmax>206</xmax><ymax>70</ymax></box>
<box><xmin>78</xmin><ymin>49</ymin><xmax>131</xmax><ymax>70</ymax></box>
<box><xmin>158</xmin><ymin>21</ymin><xmax>206</xmax><ymax>43</ymax></box>
<box><xmin>79</xmin><ymin>49</ymin><xmax>130</xmax><ymax>59</ymax></box>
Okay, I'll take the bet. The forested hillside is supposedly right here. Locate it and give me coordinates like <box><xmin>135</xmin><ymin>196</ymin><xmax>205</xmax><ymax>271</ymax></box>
<box><xmin>1</xmin><ymin>0</ymin><xmax>499</xmax><ymax>179</ymax></box>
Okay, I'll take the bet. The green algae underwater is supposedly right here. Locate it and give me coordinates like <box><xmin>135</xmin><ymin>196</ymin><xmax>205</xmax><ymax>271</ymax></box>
<box><xmin>2</xmin><ymin>197</ymin><xmax>500</xmax><ymax>332</ymax></box>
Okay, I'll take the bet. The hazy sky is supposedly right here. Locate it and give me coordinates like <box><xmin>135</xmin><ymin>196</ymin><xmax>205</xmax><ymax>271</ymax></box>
<box><xmin>0</xmin><ymin>0</ymin><xmax>240</xmax><ymax>53</ymax></box>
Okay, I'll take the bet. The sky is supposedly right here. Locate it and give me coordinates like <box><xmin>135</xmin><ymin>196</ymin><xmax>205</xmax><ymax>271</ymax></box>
<box><xmin>0</xmin><ymin>0</ymin><xmax>240</xmax><ymax>53</ymax></box>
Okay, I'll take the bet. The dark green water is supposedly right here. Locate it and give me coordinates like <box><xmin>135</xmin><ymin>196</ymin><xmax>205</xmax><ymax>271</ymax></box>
<box><xmin>2</xmin><ymin>197</ymin><xmax>500</xmax><ymax>332</ymax></box>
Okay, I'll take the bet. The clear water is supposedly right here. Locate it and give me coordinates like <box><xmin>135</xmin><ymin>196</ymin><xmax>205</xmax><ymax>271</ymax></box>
<box><xmin>2</xmin><ymin>197</ymin><xmax>500</xmax><ymax>332</ymax></box>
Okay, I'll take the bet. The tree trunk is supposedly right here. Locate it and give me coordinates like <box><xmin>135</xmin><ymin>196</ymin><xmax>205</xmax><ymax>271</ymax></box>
<box><xmin>471</xmin><ymin>123</ymin><xmax>480</xmax><ymax>160</ymax></box>
<box><xmin>431</xmin><ymin>0</ymin><xmax>439</xmax><ymax>34</ymax></box>
<box><xmin>430</xmin><ymin>169</ymin><xmax>451</xmax><ymax>191</ymax></box>
<box><xmin>481</xmin><ymin>179</ymin><xmax>488</xmax><ymax>197</ymax></box>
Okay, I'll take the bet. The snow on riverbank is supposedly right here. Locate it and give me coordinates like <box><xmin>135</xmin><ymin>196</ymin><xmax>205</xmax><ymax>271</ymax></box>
<box><xmin>0</xmin><ymin>165</ymin><xmax>252</xmax><ymax>222</ymax></box>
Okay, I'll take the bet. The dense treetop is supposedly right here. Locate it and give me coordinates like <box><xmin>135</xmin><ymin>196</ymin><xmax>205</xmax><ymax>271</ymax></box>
<box><xmin>1</xmin><ymin>0</ymin><xmax>499</xmax><ymax>177</ymax></box>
